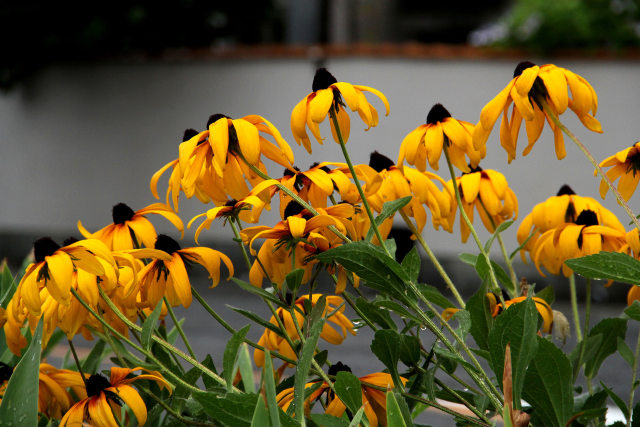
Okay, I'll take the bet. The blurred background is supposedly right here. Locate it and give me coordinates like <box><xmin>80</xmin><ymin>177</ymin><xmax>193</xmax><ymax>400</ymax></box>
<box><xmin>2</xmin><ymin>0</ymin><xmax>640</xmax><ymax>297</ymax></box>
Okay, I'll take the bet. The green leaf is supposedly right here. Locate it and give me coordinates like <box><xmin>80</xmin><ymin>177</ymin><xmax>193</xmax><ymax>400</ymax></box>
<box><xmin>285</xmin><ymin>268</ymin><xmax>305</xmax><ymax>295</ymax></box>
<box><xmin>237</xmin><ymin>343</ymin><xmax>255</xmax><ymax>393</ymax></box>
<box><xmin>401</xmin><ymin>247</ymin><xmax>421</xmax><ymax>283</ymax></box>
<box><xmin>310</xmin><ymin>414</ymin><xmax>349</xmax><ymax>427</ymax></box>
<box><xmin>484</xmin><ymin>220</ymin><xmax>514</xmax><ymax>252</ymax></box>
<box><xmin>474</xmin><ymin>254</ymin><xmax>514</xmax><ymax>291</ymax></box>
<box><xmin>0</xmin><ymin>265</ymin><xmax>18</xmax><ymax>307</ymax></box>
<box><xmin>371</xmin><ymin>330</ymin><xmax>402</xmax><ymax>388</ymax></box>
<box><xmin>632</xmin><ymin>401</ymin><xmax>640</xmax><ymax>427</ymax></box>
<box><xmin>458</xmin><ymin>253</ymin><xmax>478</xmax><ymax>266</ymax></box>
<box><xmin>584</xmin><ymin>318</ymin><xmax>627</xmax><ymax>378</ymax></box>
<box><xmin>601</xmin><ymin>382</ymin><xmax>629</xmax><ymax>419</ymax></box>
<box><xmin>81</xmin><ymin>339</ymin><xmax>107</xmax><ymax>374</ymax></box>
<box><xmin>173</xmin><ymin>367</ymin><xmax>201</xmax><ymax>413</ymax></box>
<box><xmin>522</xmin><ymin>336</ymin><xmax>573</xmax><ymax>427</ymax></box>
<box><xmin>315</xmin><ymin>241</ymin><xmax>409</xmax><ymax>300</ymax></box>
<box><xmin>625</xmin><ymin>300</ymin><xmax>640</xmax><ymax>321</ymax></box>
<box><xmin>570</xmin><ymin>334</ymin><xmax>603</xmax><ymax>382</ymax></box>
<box><xmin>293</xmin><ymin>315</ymin><xmax>325</xmax><ymax>424</ymax></box>
<box><xmin>452</xmin><ymin>309</ymin><xmax>471</xmax><ymax>341</ymax></box>
<box><xmin>398</xmin><ymin>335</ymin><xmax>420</xmax><ymax>367</ymax></box>
<box><xmin>334</xmin><ymin>371</ymin><xmax>363</xmax><ymax>416</ymax></box>
<box><xmin>232</xmin><ymin>278</ymin><xmax>285</xmax><ymax>306</ymax></box>
<box><xmin>262</xmin><ymin>350</ymin><xmax>281</xmax><ymax>427</ymax></box>
<box><xmin>386</xmin><ymin>390</ymin><xmax>408</xmax><ymax>427</ymax></box>
<box><xmin>534</xmin><ymin>285</ymin><xmax>555</xmax><ymax>305</ymax></box>
<box><xmin>488</xmin><ymin>298</ymin><xmax>539</xmax><ymax>408</ymax></box>
<box><xmin>228</xmin><ymin>306</ymin><xmax>283</xmax><ymax>335</ymax></box>
<box><xmin>251</xmin><ymin>394</ymin><xmax>270</xmax><ymax>427</ymax></box>
<box><xmin>224</xmin><ymin>325</ymin><xmax>251</xmax><ymax>391</ymax></box>
<box><xmin>565</xmin><ymin>252</ymin><xmax>640</xmax><ymax>285</ymax></box>
<box><xmin>618</xmin><ymin>337</ymin><xmax>635</xmax><ymax>367</ymax></box>
<box><xmin>348</xmin><ymin>407</ymin><xmax>366</xmax><ymax>427</ymax></box>
<box><xmin>466</xmin><ymin>286</ymin><xmax>493</xmax><ymax>351</ymax></box>
<box><xmin>365</xmin><ymin>196</ymin><xmax>412</xmax><ymax>242</ymax></box>
<box><xmin>373</xmin><ymin>300</ymin><xmax>423</xmax><ymax>325</ymax></box>
<box><xmin>309</xmin><ymin>295</ymin><xmax>327</xmax><ymax>328</ymax></box>
<box><xmin>433</xmin><ymin>347</ymin><xmax>476</xmax><ymax>372</ymax></box>
<box><xmin>416</xmin><ymin>284</ymin><xmax>454</xmax><ymax>309</ymax></box>
<box><xmin>355</xmin><ymin>297</ymin><xmax>396</xmax><ymax>330</ymax></box>
<box><xmin>142</xmin><ymin>300</ymin><xmax>163</xmax><ymax>350</ymax></box>
<box><xmin>0</xmin><ymin>318</ymin><xmax>42</xmax><ymax>426</ymax></box>
<box><xmin>193</xmin><ymin>391</ymin><xmax>259</xmax><ymax>427</ymax></box>
<box><xmin>201</xmin><ymin>354</ymin><xmax>219</xmax><ymax>390</ymax></box>
<box><xmin>41</xmin><ymin>329</ymin><xmax>65</xmax><ymax>360</ymax></box>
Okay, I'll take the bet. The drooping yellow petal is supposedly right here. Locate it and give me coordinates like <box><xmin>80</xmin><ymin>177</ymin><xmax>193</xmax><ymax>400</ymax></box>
<box><xmin>210</xmin><ymin>117</ymin><xmax>230</xmax><ymax>169</ymax></box>
<box><xmin>333</xmin><ymin>82</ymin><xmax>359</xmax><ymax>111</ymax></box>
<box><xmin>287</xmin><ymin>216</ymin><xmax>307</xmax><ymax>239</ymax></box>
<box><xmin>309</xmin><ymin>89</ymin><xmax>334</xmax><ymax>123</ymax></box>
<box><xmin>112</xmin><ymin>384</ymin><xmax>147</xmax><ymax>425</ymax></box>
<box><xmin>233</xmin><ymin>119</ymin><xmax>261</xmax><ymax>165</ymax></box>
<box><xmin>167</xmin><ymin>256</ymin><xmax>192</xmax><ymax>308</ymax></box>
<box><xmin>353</xmin><ymin>85</ymin><xmax>390</xmax><ymax>116</ymax></box>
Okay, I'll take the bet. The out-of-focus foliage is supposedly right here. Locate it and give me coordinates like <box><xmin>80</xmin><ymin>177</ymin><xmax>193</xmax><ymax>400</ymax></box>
<box><xmin>0</xmin><ymin>1</ymin><xmax>284</xmax><ymax>90</ymax></box>
<box><xmin>481</xmin><ymin>0</ymin><xmax>640</xmax><ymax>52</ymax></box>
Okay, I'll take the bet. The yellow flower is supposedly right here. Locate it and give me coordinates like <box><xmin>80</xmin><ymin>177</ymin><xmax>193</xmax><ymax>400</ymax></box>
<box><xmin>291</xmin><ymin>68</ymin><xmax>389</xmax><ymax>153</ymax></box>
<box><xmin>398</xmin><ymin>103</ymin><xmax>485</xmax><ymax>172</ymax></box>
<box><xmin>531</xmin><ymin>210</ymin><xmax>627</xmax><ymax>277</ymax></box>
<box><xmin>474</xmin><ymin>62</ymin><xmax>602</xmax><ymax>162</ymax></box>
<box><xmin>486</xmin><ymin>293</ymin><xmax>554</xmax><ymax>333</ymax></box>
<box><xmin>78</xmin><ymin>202</ymin><xmax>184</xmax><ymax>250</ymax></box>
<box><xmin>446</xmin><ymin>167</ymin><xmax>518</xmax><ymax>243</ymax></box>
<box><xmin>60</xmin><ymin>366</ymin><xmax>171</xmax><ymax>427</ymax></box>
<box><xmin>15</xmin><ymin>237</ymin><xmax>116</xmax><ymax>317</ymax></box>
<box><xmin>628</xmin><ymin>285</ymin><xmax>640</xmax><ymax>306</ymax></box>
<box><xmin>138</xmin><ymin>235</ymin><xmax>233</xmax><ymax>308</ymax></box>
<box><xmin>276</xmin><ymin>363</ymin><xmax>407</xmax><ymax>427</ymax></box>
<box><xmin>517</xmin><ymin>185</ymin><xmax>624</xmax><ymax>260</ymax></box>
<box><xmin>597</xmin><ymin>141</ymin><xmax>640</xmax><ymax>201</ymax></box>
<box><xmin>254</xmin><ymin>295</ymin><xmax>355</xmax><ymax>367</ymax></box>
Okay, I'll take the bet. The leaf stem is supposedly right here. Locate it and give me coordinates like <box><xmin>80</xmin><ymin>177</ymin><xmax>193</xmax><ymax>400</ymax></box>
<box><xmin>163</xmin><ymin>296</ymin><xmax>197</xmax><ymax>359</ymax></box>
<box><xmin>627</xmin><ymin>328</ymin><xmax>640</xmax><ymax>427</ymax></box>
<box><xmin>568</xmin><ymin>273</ymin><xmax>583</xmax><ymax>342</ymax></box>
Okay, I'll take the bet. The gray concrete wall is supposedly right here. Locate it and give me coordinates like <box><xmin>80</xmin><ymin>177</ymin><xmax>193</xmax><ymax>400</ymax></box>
<box><xmin>1</xmin><ymin>57</ymin><xmax>639</xmax><ymax>261</ymax></box>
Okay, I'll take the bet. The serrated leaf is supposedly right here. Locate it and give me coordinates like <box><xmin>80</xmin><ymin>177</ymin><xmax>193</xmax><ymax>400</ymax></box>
<box><xmin>193</xmin><ymin>391</ymin><xmax>258</xmax><ymax>427</ymax></box>
<box><xmin>371</xmin><ymin>329</ymin><xmax>402</xmax><ymax>388</ymax></box>
<box><xmin>315</xmin><ymin>241</ymin><xmax>409</xmax><ymax>300</ymax></box>
<box><xmin>262</xmin><ymin>350</ymin><xmax>281</xmax><ymax>427</ymax></box>
<box><xmin>142</xmin><ymin>300</ymin><xmax>163</xmax><ymax>350</ymax></box>
<box><xmin>386</xmin><ymin>390</ymin><xmax>408</xmax><ymax>427</ymax></box>
<box><xmin>522</xmin><ymin>337</ymin><xmax>573</xmax><ymax>427</ymax></box>
<box><xmin>0</xmin><ymin>318</ymin><xmax>42</xmax><ymax>426</ymax></box>
<box><xmin>401</xmin><ymin>247</ymin><xmax>421</xmax><ymax>283</ymax></box>
<box><xmin>584</xmin><ymin>318</ymin><xmax>627</xmax><ymax>378</ymax></box>
<box><xmin>224</xmin><ymin>325</ymin><xmax>251</xmax><ymax>391</ymax></box>
<box><xmin>334</xmin><ymin>371</ymin><xmax>363</xmax><ymax>416</ymax></box>
<box><xmin>625</xmin><ymin>301</ymin><xmax>640</xmax><ymax>321</ymax></box>
<box><xmin>484</xmin><ymin>220</ymin><xmax>514</xmax><ymax>252</ymax></box>
<box><xmin>601</xmin><ymin>382</ymin><xmax>629</xmax><ymax>419</ymax></box>
<box><xmin>365</xmin><ymin>196</ymin><xmax>412</xmax><ymax>242</ymax></box>
<box><xmin>566</xmin><ymin>252</ymin><xmax>640</xmax><ymax>285</ymax></box>
<box><xmin>488</xmin><ymin>298</ymin><xmax>539</xmax><ymax>408</ymax></box>
<box><xmin>293</xmin><ymin>315</ymin><xmax>325</xmax><ymax>424</ymax></box>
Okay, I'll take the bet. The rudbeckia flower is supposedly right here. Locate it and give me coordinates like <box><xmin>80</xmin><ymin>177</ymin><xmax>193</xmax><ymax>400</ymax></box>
<box><xmin>15</xmin><ymin>237</ymin><xmax>116</xmax><ymax>316</ymax></box>
<box><xmin>398</xmin><ymin>103</ymin><xmax>485</xmax><ymax>172</ymax></box>
<box><xmin>138</xmin><ymin>234</ymin><xmax>233</xmax><ymax>308</ymax></box>
<box><xmin>486</xmin><ymin>293</ymin><xmax>554</xmax><ymax>333</ymax></box>
<box><xmin>291</xmin><ymin>68</ymin><xmax>389</xmax><ymax>153</ymax></box>
<box><xmin>530</xmin><ymin>210</ymin><xmax>627</xmax><ymax>277</ymax></box>
<box><xmin>628</xmin><ymin>285</ymin><xmax>640</xmax><ymax>306</ymax></box>
<box><xmin>276</xmin><ymin>362</ymin><xmax>407</xmax><ymax>427</ymax></box>
<box><xmin>474</xmin><ymin>61</ymin><xmax>602</xmax><ymax>162</ymax></box>
<box><xmin>597</xmin><ymin>141</ymin><xmax>640</xmax><ymax>201</ymax></box>
<box><xmin>60</xmin><ymin>366</ymin><xmax>171</xmax><ymax>427</ymax></box>
<box><xmin>517</xmin><ymin>185</ymin><xmax>624</xmax><ymax>260</ymax></box>
<box><xmin>78</xmin><ymin>202</ymin><xmax>184</xmax><ymax>250</ymax></box>
<box><xmin>254</xmin><ymin>295</ymin><xmax>355</xmax><ymax>367</ymax></box>
<box><xmin>446</xmin><ymin>166</ymin><xmax>518</xmax><ymax>243</ymax></box>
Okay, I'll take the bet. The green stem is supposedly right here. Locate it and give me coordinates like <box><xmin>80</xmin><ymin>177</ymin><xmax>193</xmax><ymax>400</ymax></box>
<box><xmin>329</xmin><ymin>105</ymin><xmax>389</xmax><ymax>255</ymax></box>
<box><xmin>443</xmin><ymin>144</ymin><xmax>503</xmax><ymax>302</ymax></box>
<box><xmin>481</xmin><ymin>202</ymin><xmax>518</xmax><ymax>298</ymax></box>
<box><xmin>569</xmin><ymin>273</ymin><xmax>583</xmax><ymax>342</ymax></box>
<box><xmin>398</xmin><ymin>210</ymin><xmax>465</xmax><ymax>308</ymax></box>
<box><xmin>628</xmin><ymin>328</ymin><xmax>640</xmax><ymax>427</ymax></box>
<box><xmin>163</xmin><ymin>297</ymin><xmax>196</xmax><ymax>359</ymax></box>
<box><xmin>342</xmin><ymin>291</ymin><xmax>377</xmax><ymax>331</ymax></box>
<box><xmin>433</xmin><ymin>377</ymin><xmax>490</xmax><ymax>423</ymax></box>
<box><xmin>584</xmin><ymin>279</ymin><xmax>593</xmax><ymax>394</ymax></box>
<box><xmin>67</xmin><ymin>339</ymin><xmax>88</xmax><ymax>388</ymax></box>
<box><xmin>139</xmin><ymin>385</ymin><xmax>215</xmax><ymax>426</ymax></box>
<box><xmin>539</xmin><ymin>97</ymin><xmax>640</xmax><ymax>232</ymax></box>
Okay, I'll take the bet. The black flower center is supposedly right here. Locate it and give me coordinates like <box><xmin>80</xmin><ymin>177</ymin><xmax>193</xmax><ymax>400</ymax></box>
<box><xmin>462</xmin><ymin>165</ymin><xmax>483</xmax><ymax>175</ymax></box>
<box><xmin>310</xmin><ymin>162</ymin><xmax>331</xmax><ymax>173</ymax></box>
<box><xmin>0</xmin><ymin>362</ymin><xmax>13</xmax><ymax>382</ymax></box>
<box><xmin>225</xmin><ymin>199</ymin><xmax>238</xmax><ymax>207</ymax></box>
<box><xmin>86</xmin><ymin>373</ymin><xmax>112</xmax><ymax>398</ymax></box>
<box><xmin>426</xmin><ymin>103</ymin><xmax>451</xmax><ymax>125</ymax></box>
<box><xmin>627</xmin><ymin>151</ymin><xmax>640</xmax><ymax>176</ymax></box>
<box><xmin>34</xmin><ymin>237</ymin><xmax>61</xmax><ymax>263</ymax></box>
<box><xmin>155</xmin><ymin>234</ymin><xmax>181</xmax><ymax>254</ymax></box>
<box><xmin>312</xmin><ymin>68</ymin><xmax>338</xmax><ymax>92</ymax></box>
<box><xmin>575</xmin><ymin>209</ymin><xmax>599</xmax><ymax>226</ymax></box>
<box><xmin>206</xmin><ymin>113</ymin><xmax>230</xmax><ymax>128</ymax></box>
<box><xmin>284</xmin><ymin>201</ymin><xmax>305</xmax><ymax>219</ymax></box>
<box><xmin>112</xmin><ymin>203</ymin><xmax>135</xmax><ymax>225</ymax></box>
<box><xmin>328</xmin><ymin>361</ymin><xmax>352</xmax><ymax>376</ymax></box>
<box><xmin>513</xmin><ymin>61</ymin><xmax>536</xmax><ymax>78</ymax></box>
<box><xmin>556</xmin><ymin>185</ymin><xmax>575</xmax><ymax>196</ymax></box>
<box><xmin>369</xmin><ymin>151</ymin><xmax>395</xmax><ymax>172</ymax></box>
<box><xmin>283</xmin><ymin>166</ymin><xmax>301</xmax><ymax>178</ymax></box>
<box><xmin>183</xmin><ymin>128</ymin><xmax>199</xmax><ymax>142</ymax></box>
